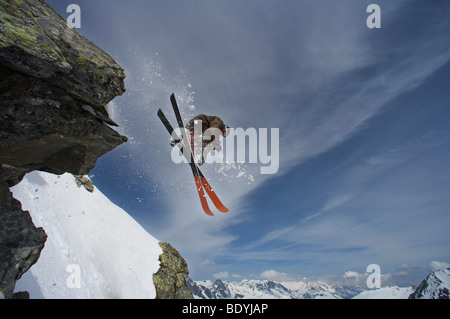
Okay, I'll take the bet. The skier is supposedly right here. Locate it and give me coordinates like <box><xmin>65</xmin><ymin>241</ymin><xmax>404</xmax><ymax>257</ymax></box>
<box><xmin>185</xmin><ymin>114</ymin><xmax>230</xmax><ymax>165</ymax></box>
<box><xmin>158</xmin><ymin>95</ymin><xmax>229</xmax><ymax>214</ymax></box>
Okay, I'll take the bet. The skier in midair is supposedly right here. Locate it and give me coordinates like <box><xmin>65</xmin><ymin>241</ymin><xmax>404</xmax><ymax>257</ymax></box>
<box><xmin>185</xmin><ymin>114</ymin><xmax>230</xmax><ymax>165</ymax></box>
<box><xmin>159</xmin><ymin>94</ymin><xmax>229</xmax><ymax>215</ymax></box>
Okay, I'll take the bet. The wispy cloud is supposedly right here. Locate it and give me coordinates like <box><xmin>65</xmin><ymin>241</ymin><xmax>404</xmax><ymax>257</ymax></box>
<box><xmin>260</xmin><ymin>270</ymin><xmax>304</xmax><ymax>282</ymax></box>
<box><xmin>218</xmin><ymin>127</ymin><xmax>450</xmax><ymax>278</ymax></box>
<box><xmin>301</xmin><ymin>130</ymin><xmax>450</xmax><ymax>222</ymax></box>
<box><xmin>144</xmin><ymin>1</ymin><xmax>449</xmax><ymax>278</ymax></box>
<box><xmin>79</xmin><ymin>0</ymin><xmax>450</xmax><ymax>279</ymax></box>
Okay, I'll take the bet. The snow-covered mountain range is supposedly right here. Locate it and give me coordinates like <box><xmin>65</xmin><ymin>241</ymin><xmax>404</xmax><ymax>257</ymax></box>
<box><xmin>11</xmin><ymin>171</ymin><xmax>163</xmax><ymax>299</ymax></box>
<box><xmin>188</xmin><ymin>278</ymin><xmax>363</xmax><ymax>299</ymax></box>
<box><xmin>188</xmin><ymin>267</ymin><xmax>450</xmax><ymax>299</ymax></box>
<box><xmin>353</xmin><ymin>286</ymin><xmax>414</xmax><ymax>299</ymax></box>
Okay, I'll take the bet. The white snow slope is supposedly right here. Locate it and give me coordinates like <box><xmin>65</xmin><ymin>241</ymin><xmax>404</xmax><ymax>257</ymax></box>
<box><xmin>410</xmin><ymin>268</ymin><xmax>450</xmax><ymax>299</ymax></box>
<box><xmin>11</xmin><ymin>171</ymin><xmax>162</xmax><ymax>299</ymax></box>
<box><xmin>352</xmin><ymin>286</ymin><xmax>415</xmax><ymax>299</ymax></box>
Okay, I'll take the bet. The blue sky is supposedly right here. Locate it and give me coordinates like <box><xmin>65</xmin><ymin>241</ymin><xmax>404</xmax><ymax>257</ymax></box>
<box><xmin>47</xmin><ymin>0</ymin><xmax>450</xmax><ymax>284</ymax></box>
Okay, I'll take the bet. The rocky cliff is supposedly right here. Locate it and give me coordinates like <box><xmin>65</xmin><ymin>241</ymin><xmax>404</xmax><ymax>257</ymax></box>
<box><xmin>408</xmin><ymin>267</ymin><xmax>450</xmax><ymax>299</ymax></box>
<box><xmin>0</xmin><ymin>0</ymin><xmax>127</xmax><ymax>298</ymax></box>
<box><xmin>153</xmin><ymin>242</ymin><xmax>194</xmax><ymax>299</ymax></box>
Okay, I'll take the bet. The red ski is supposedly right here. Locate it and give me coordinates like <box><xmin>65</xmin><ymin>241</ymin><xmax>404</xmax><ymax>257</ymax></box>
<box><xmin>157</xmin><ymin>94</ymin><xmax>228</xmax><ymax>216</ymax></box>
<box><xmin>198</xmin><ymin>172</ymin><xmax>228</xmax><ymax>213</ymax></box>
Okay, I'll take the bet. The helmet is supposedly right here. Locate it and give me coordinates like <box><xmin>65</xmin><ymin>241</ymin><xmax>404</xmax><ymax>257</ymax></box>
<box><xmin>222</xmin><ymin>125</ymin><xmax>230</xmax><ymax>137</ymax></box>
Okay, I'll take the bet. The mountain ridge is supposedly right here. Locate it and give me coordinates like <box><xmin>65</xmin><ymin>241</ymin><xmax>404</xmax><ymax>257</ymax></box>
<box><xmin>408</xmin><ymin>267</ymin><xmax>450</xmax><ymax>299</ymax></box>
<box><xmin>188</xmin><ymin>267</ymin><xmax>450</xmax><ymax>299</ymax></box>
<box><xmin>187</xmin><ymin>278</ymin><xmax>362</xmax><ymax>299</ymax></box>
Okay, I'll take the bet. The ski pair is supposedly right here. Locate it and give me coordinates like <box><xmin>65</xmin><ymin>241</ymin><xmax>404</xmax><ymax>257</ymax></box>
<box><xmin>157</xmin><ymin>94</ymin><xmax>228</xmax><ymax>216</ymax></box>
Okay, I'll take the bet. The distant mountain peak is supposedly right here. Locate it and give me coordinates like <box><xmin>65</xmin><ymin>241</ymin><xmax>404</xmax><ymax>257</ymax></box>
<box><xmin>409</xmin><ymin>267</ymin><xmax>450</xmax><ymax>299</ymax></box>
<box><xmin>188</xmin><ymin>267</ymin><xmax>450</xmax><ymax>299</ymax></box>
<box><xmin>187</xmin><ymin>278</ymin><xmax>362</xmax><ymax>299</ymax></box>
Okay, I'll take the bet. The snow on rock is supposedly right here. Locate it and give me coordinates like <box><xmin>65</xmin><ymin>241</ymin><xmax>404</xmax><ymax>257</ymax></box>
<box><xmin>188</xmin><ymin>279</ymin><xmax>361</xmax><ymax>299</ymax></box>
<box><xmin>189</xmin><ymin>271</ymin><xmax>450</xmax><ymax>299</ymax></box>
<box><xmin>229</xmin><ymin>280</ymin><xmax>292</xmax><ymax>299</ymax></box>
<box><xmin>11</xmin><ymin>171</ymin><xmax>162</xmax><ymax>299</ymax></box>
<box><xmin>352</xmin><ymin>286</ymin><xmax>414</xmax><ymax>299</ymax></box>
<box><xmin>408</xmin><ymin>267</ymin><xmax>450</xmax><ymax>299</ymax></box>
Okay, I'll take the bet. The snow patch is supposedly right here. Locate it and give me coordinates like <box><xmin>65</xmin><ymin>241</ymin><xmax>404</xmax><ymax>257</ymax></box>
<box><xmin>352</xmin><ymin>286</ymin><xmax>414</xmax><ymax>299</ymax></box>
<box><xmin>189</xmin><ymin>279</ymin><xmax>361</xmax><ymax>299</ymax></box>
<box><xmin>11</xmin><ymin>171</ymin><xmax>163</xmax><ymax>299</ymax></box>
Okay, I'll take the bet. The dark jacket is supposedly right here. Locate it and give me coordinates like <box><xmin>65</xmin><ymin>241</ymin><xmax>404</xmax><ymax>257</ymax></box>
<box><xmin>186</xmin><ymin>114</ymin><xmax>226</xmax><ymax>147</ymax></box>
<box><xmin>186</xmin><ymin>114</ymin><xmax>226</xmax><ymax>135</ymax></box>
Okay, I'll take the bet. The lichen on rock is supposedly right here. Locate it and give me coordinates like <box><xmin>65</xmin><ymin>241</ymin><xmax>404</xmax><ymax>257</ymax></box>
<box><xmin>0</xmin><ymin>0</ymin><xmax>128</xmax><ymax>178</ymax></box>
<box><xmin>0</xmin><ymin>0</ymin><xmax>127</xmax><ymax>298</ymax></box>
<box><xmin>74</xmin><ymin>175</ymin><xmax>94</xmax><ymax>193</ymax></box>
<box><xmin>153</xmin><ymin>242</ymin><xmax>194</xmax><ymax>299</ymax></box>
<box><xmin>0</xmin><ymin>0</ymin><xmax>126</xmax><ymax>109</ymax></box>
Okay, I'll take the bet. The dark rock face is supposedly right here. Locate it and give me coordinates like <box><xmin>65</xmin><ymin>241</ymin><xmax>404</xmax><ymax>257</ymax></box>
<box><xmin>0</xmin><ymin>0</ymin><xmax>127</xmax><ymax>298</ymax></box>
<box><xmin>408</xmin><ymin>268</ymin><xmax>450</xmax><ymax>299</ymax></box>
<box><xmin>153</xmin><ymin>242</ymin><xmax>194</xmax><ymax>299</ymax></box>
<box><xmin>74</xmin><ymin>175</ymin><xmax>94</xmax><ymax>192</ymax></box>
<box><xmin>0</xmin><ymin>0</ymin><xmax>127</xmax><ymax>178</ymax></box>
<box><xmin>0</xmin><ymin>181</ymin><xmax>46</xmax><ymax>299</ymax></box>
<box><xmin>0</xmin><ymin>0</ymin><xmax>126</xmax><ymax>110</ymax></box>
